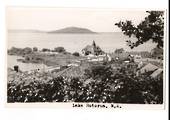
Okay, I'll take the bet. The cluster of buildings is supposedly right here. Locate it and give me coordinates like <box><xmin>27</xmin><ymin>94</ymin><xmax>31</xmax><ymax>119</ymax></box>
<box><xmin>10</xmin><ymin>41</ymin><xmax>163</xmax><ymax>79</ymax></box>
<box><xmin>80</xmin><ymin>41</ymin><xmax>163</xmax><ymax>78</ymax></box>
<box><xmin>81</xmin><ymin>41</ymin><xmax>112</xmax><ymax>62</ymax></box>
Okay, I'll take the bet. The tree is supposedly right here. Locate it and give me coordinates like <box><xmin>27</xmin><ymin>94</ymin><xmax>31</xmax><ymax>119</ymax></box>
<box><xmin>8</xmin><ymin>47</ymin><xmax>23</xmax><ymax>55</ymax></box>
<box><xmin>42</xmin><ymin>48</ymin><xmax>50</xmax><ymax>52</ymax></box>
<box><xmin>72</xmin><ymin>52</ymin><xmax>80</xmax><ymax>57</ymax></box>
<box><xmin>151</xmin><ymin>47</ymin><xmax>163</xmax><ymax>58</ymax></box>
<box><xmin>23</xmin><ymin>47</ymin><xmax>32</xmax><ymax>54</ymax></box>
<box><xmin>115</xmin><ymin>11</ymin><xmax>164</xmax><ymax>49</ymax></box>
<box><xmin>54</xmin><ymin>47</ymin><xmax>66</xmax><ymax>53</ymax></box>
<box><xmin>114</xmin><ymin>48</ymin><xmax>125</xmax><ymax>54</ymax></box>
<box><xmin>33</xmin><ymin>47</ymin><xmax>38</xmax><ymax>52</ymax></box>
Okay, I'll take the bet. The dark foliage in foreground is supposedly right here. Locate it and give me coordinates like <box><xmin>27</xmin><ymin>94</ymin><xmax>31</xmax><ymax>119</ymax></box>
<box><xmin>7</xmin><ymin>64</ymin><xmax>163</xmax><ymax>103</ymax></box>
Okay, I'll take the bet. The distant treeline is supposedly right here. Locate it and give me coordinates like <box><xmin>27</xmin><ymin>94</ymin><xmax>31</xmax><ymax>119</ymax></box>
<box><xmin>8</xmin><ymin>46</ymin><xmax>162</xmax><ymax>60</ymax></box>
<box><xmin>112</xmin><ymin>48</ymin><xmax>163</xmax><ymax>59</ymax></box>
<box><xmin>8</xmin><ymin>46</ymin><xmax>69</xmax><ymax>56</ymax></box>
<box><xmin>8</xmin><ymin>47</ymin><xmax>33</xmax><ymax>56</ymax></box>
<box><xmin>7</xmin><ymin>47</ymin><xmax>81</xmax><ymax>66</ymax></box>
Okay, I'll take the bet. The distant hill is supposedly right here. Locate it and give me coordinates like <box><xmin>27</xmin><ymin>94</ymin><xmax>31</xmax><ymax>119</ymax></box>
<box><xmin>48</xmin><ymin>27</ymin><xmax>96</xmax><ymax>34</ymax></box>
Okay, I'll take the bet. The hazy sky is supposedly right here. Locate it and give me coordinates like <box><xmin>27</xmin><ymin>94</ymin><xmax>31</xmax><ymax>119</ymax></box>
<box><xmin>7</xmin><ymin>7</ymin><xmax>149</xmax><ymax>32</ymax></box>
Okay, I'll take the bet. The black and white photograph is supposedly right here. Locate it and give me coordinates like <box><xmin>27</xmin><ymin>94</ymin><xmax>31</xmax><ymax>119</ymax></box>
<box><xmin>6</xmin><ymin>7</ymin><xmax>166</xmax><ymax>106</ymax></box>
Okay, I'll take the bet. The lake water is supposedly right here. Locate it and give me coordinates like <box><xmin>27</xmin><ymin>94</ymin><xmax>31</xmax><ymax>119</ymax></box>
<box><xmin>7</xmin><ymin>32</ymin><xmax>156</xmax><ymax>71</ymax></box>
<box><xmin>7</xmin><ymin>32</ymin><xmax>156</xmax><ymax>53</ymax></box>
<box><xmin>7</xmin><ymin>55</ymin><xmax>48</xmax><ymax>71</ymax></box>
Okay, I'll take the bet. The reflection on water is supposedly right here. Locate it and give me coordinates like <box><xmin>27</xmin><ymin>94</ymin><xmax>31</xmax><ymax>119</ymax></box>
<box><xmin>7</xmin><ymin>55</ymin><xmax>48</xmax><ymax>71</ymax></box>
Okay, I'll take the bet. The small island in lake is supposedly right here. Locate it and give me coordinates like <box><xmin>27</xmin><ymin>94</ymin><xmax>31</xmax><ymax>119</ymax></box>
<box><xmin>48</xmin><ymin>27</ymin><xmax>97</xmax><ymax>34</ymax></box>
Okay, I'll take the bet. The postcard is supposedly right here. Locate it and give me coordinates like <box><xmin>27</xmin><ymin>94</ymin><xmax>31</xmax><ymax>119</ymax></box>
<box><xmin>6</xmin><ymin>7</ymin><xmax>167</xmax><ymax>109</ymax></box>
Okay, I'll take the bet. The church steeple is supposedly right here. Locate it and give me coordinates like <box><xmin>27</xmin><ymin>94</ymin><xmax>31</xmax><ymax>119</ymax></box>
<box><xmin>92</xmin><ymin>40</ymin><xmax>96</xmax><ymax>47</ymax></box>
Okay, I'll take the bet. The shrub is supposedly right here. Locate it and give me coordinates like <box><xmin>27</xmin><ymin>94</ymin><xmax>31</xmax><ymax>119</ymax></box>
<box><xmin>7</xmin><ymin>63</ymin><xmax>163</xmax><ymax>103</ymax></box>
<box><xmin>54</xmin><ymin>47</ymin><xmax>66</xmax><ymax>53</ymax></box>
<box><xmin>42</xmin><ymin>48</ymin><xmax>50</xmax><ymax>52</ymax></box>
<box><xmin>72</xmin><ymin>52</ymin><xmax>80</xmax><ymax>57</ymax></box>
<box><xmin>23</xmin><ymin>47</ymin><xmax>32</xmax><ymax>54</ymax></box>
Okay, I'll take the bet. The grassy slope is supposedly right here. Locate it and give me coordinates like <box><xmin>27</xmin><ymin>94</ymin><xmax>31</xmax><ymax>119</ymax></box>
<box><xmin>27</xmin><ymin>52</ymin><xmax>85</xmax><ymax>66</ymax></box>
